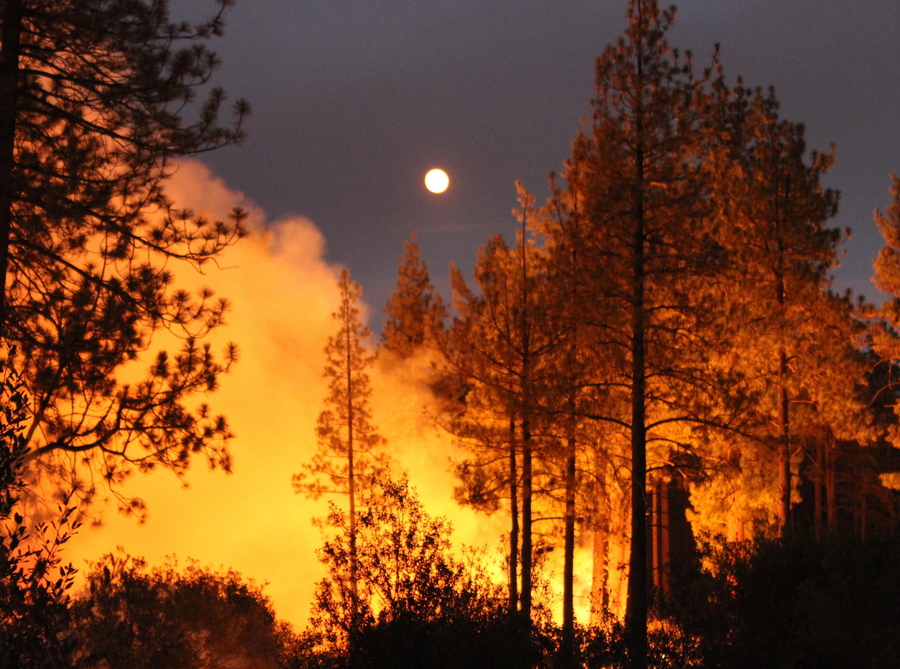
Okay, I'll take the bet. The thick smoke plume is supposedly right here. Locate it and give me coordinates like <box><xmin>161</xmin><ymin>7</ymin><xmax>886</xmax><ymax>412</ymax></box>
<box><xmin>64</xmin><ymin>160</ymin><xmax>502</xmax><ymax>628</ymax></box>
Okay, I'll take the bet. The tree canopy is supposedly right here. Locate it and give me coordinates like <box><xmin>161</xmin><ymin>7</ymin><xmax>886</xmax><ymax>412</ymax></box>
<box><xmin>0</xmin><ymin>0</ymin><xmax>248</xmax><ymax>511</ymax></box>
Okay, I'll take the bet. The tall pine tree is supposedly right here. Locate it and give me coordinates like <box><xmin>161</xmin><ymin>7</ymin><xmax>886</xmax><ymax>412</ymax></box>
<box><xmin>293</xmin><ymin>269</ymin><xmax>390</xmax><ymax>646</ymax></box>
<box><xmin>441</xmin><ymin>195</ymin><xmax>564</xmax><ymax>626</ymax></box>
<box><xmin>544</xmin><ymin>2</ymin><xmax>719</xmax><ymax>663</ymax></box>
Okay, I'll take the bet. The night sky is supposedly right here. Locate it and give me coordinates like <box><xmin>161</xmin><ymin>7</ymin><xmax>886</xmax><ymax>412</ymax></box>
<box><xmin>66</xmin><ymin>0</ymin><xmax>900</xmax><ymax>628</ymax></box>
<box><xmin>185</xmin><ymin>0</ymin><xmax>899</xmax><ymax>319</ymax></box>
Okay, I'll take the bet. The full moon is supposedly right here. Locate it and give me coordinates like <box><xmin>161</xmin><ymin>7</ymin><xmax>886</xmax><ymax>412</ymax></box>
<box><xmin>424</xmin><ymin>168</ymin><xmax>449</xmax><ymax>194</ymax></box>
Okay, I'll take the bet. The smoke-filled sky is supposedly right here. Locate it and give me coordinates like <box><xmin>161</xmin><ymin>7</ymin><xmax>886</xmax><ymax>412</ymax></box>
<box><xmin>180</xmin><ymin>0</ymin><xmax>899</xmax><ymax>312</ymax></box>
<box><xmin>68</xmin><ymin>1</ymin><xmax>900</xmax><ymax>628</ymax></box>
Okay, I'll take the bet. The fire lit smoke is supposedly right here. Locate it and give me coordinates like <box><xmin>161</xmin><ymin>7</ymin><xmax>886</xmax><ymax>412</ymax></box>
<box><xmin>64</xmin><ymin>159</ymin><xmax>508</xmax><ymax>629</ymax></box>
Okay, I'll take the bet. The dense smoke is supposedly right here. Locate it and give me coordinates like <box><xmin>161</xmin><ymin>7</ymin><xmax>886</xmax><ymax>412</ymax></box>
<box><xmin>65</xmin><ymin>160</ymin><xmax>504</xmax><ymax>627</ymax></box>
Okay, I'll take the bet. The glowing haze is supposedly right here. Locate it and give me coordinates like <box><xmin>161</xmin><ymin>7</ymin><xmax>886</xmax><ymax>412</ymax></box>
<box><xmin>64</xmin><ymin>160</ymin><xmax>506</xmax><ymax>628</ymax></box>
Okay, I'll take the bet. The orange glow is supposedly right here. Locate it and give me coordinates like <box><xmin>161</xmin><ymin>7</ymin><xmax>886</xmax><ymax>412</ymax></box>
<box><xmin>64</xmin><ymin>160</ymin><xmax>503</xmax><ymax>630</ymax></box>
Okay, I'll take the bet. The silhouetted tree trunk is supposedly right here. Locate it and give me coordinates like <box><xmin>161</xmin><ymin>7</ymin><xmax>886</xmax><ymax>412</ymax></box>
<box><xmin>778</xmin><ymin>352</ymin><xmax>792</xmax><ymax>536</ymax></box>
<box><xmin>518</xmin><ymin>202</ymin><xmax>535</xmax><ymax>626</ymax></box>
<box><xmin>590</xmin><ymin>508</ymin><xmax>609</xmax><ymax>623</ymax></box>
<box><xmin>815</xmin><ymin>439</ymin><xmax>824</xmax><ymax>540</ymax></box>
<box><xmin>508</xmin><ymin>415</ymin><xmax>519</xmax><ymax>616</ymax></box>
<box><xmin>520</xmin><ymin>416</ymin><xmax>533</xmax><ymax>623</ymax></box>
<box><xmin>775</xmin><ymin>187</ymin><xmax>793</xmax><ymax>539</ymax></box>
<box><xmin>827</xmin><ymin>444</ymin><xmax>837</xmax><ymax>530</ymax></box>
<box><xmin>0</xmin><ymin>0</ymin><xmax>22</xmax><ymax>337</ymax></box>
<box><xmin>345</xmin><ymin>312</ymin><xmax>359</xmax><ymax>648</ymax></box>
<box><xmin>625</xmin><ymin>131</ymin><xmax>649</xmax><ymax>661</ymax></box>
<box><xmin>560</xmin><ymin>431</ymin><xmax>577</xmax><ymax>668</ymax></box>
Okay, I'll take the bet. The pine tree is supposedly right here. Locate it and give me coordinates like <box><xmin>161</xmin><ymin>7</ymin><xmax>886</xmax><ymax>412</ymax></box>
<box><xmin>544</xmin><ymin>2</ymin><xmax>718</xmax><ymax>663</ymax></box>
<box><xmin>871</xmin><ymin>175</ymin><xmax>900</xmax><ymax>369</ymax></box>
<box><xmin>536</xmin><ymin>176</ymin><xmax>636</xmax><ymax>627</ymax></box>
<box><xmin>441</xmin><ymin>195</ymin><xmax>564</xmax><ymax>626</ymax></box>
<box><xmin>293</xmin><ymin>269</ymin><xmax>390</xmax><ymax>646</ymax></box>
<box><xmin>0</xmin><ymin>0</ymin><xmax>249</xmax><ymax>509</ymax></box>
<box><xmin>537</xmin><ymin>185</ymin><xmax>599</xmax><ymax>665</ymax></box>
<box><xmin>382</xmin><ymin>234</ymin><xmax>445</xmax><ymax>359</ymax></box>
<box><xmin>443</xmin><ymin>235</ymin><xmax>531</xmax><ymax>621</ymax></box>
<box><xmin>699</xmin><ymin>77</ymin><xmax>869</xmax><ymax>540</ymax></box>
<box><xmin>868</xmin><ymin>175</ymin><xmax>900</xmax><ymax>457</ymax></box>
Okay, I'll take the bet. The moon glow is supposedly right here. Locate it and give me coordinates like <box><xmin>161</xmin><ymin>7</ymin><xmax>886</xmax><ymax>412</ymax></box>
<box><xmin>424</xmin><ymin>168</ymin><xmax>449</xmax><ymax>194</ymax></box>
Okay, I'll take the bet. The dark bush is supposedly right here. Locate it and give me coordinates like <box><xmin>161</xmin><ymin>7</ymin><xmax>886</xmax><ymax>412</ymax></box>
<box><xmin>670</xmin><ymin>535</ymin><xmax>900</xmax><ymax>669</ymax></box>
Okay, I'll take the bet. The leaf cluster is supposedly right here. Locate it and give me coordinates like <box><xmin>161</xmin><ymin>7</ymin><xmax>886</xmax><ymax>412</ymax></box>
<box><xmin>0</xmin><ymin>351</ymin><xmax>81</xmax><ymax>667</ymax></box>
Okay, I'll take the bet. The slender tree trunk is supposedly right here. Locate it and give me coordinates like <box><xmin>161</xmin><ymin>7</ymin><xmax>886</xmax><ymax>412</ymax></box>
<box><xmin>650</xmin><ymin>484</ymin><xmax>659</xmax><ymax>593</ymax></box>
<box><xmin>520</xmin><ymin>416</ymin><xmax>533</xmax><ymax>624</ymax></box>
<box><xmin>624</xmin><ymin>29</ymin><xmax>649</xmax><ymax>666</ymax></box>
<box><xmin>508</xmin><ymin>415</ymin><xmax>519</xmax><ymax>617</ymax></box>
<box><xmin>561</xmin><ymin>431</ymin><xmax>577</xmax><ymax>667</ymax></box>
<box><xmin>0</xmin><ymin>0</ymin><xmax>22</xmax><ymax>339</ymax></box>
<box><xmin>626</xmin><ymin>280</ymin><xmax>648</xmax><ymax>668</ymax></box>
<box><xmin>625</xmin><ymin>100</ymin><xmax>649</xmax><ymax>668</ymax></box>
<box><xmin>590</xmin><ymin>516</ymin><xmax>609</xmax><ymax>623</ymax></box>
<box><xmin>814</xmin><ymin>439</ymin><xmax>824</xmax><ymax>541</ymax></box>
<box><xmin>775</xmin><ymin>178</ymin><xmax>793</xmax><ymax>539</ymax></box>
<box><xmin>590</xmin><ymin>458</ymin><xmax>610</xmax><ymax>624</ymax></box>
<box><xmin>518</xmin><ymin>202</ymin><xmax>534</xmax><ymax>627</ymax></box>
<box><xmin>561</xmin><ymin>212</ymin><xmax>580</xmax><ymax>665</ymax></box>
<box><xmin>777</xmin><ymin>349</ymin><xmax>791</xmax><ymax>537</ymax></box>
<box><xmin>859</xmin><ymin>479</ymin><xmax>869</xmax><ymax>543</ymax></box>
<box><xmin>826</xmin><ymin>443</ymin><xmax>836</xmax><ymax>530</ymax></box>
<box><xmin>659</xmin><ymin>481</ymin><xmax>672</xmax><ymax>595</ymax></box>
<box><xmin>650</xmin><ymin>482</ymin><xmax>669</xmax><ymax>596</ymax></box>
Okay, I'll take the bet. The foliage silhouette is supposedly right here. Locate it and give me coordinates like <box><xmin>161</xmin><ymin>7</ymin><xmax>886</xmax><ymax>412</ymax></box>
<box><xmin>305</xmin><ymin>474</ymin><xmax>552</xmax><ymax>668</ymax></box>
<box><xmin>0</xmin><ymin>351</ymin><xmax>80</xmax><ymax>668</ymax></box>
<box><xmin>293</xmin><ymin>269</ymin><xmax>391</xmax><ymax>647</ymax></box>
<box><xmin>71</xmin><ymin>551</ymin><xmax>291</xmax><ymax>669</ymax></box>
<box><xmin>0</xmin><ymin>0</ymin><xmax>248</xmax><ymax>513</ymax></box>
<box><xmin>382</xmin><ymin>234</ymin><xmax>446</xmax><ymax>358</ymax></box>
<box><xmin>668</xmin><ymin>535</ymin><xmax>900</xmax><ymax>669</ymax></box>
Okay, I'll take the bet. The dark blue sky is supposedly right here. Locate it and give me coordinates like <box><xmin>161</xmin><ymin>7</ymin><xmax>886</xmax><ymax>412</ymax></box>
<box><xmin>179</xmin><ymin>0</ymin><xmax>900</xmax><ymax>324</ymax></box>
